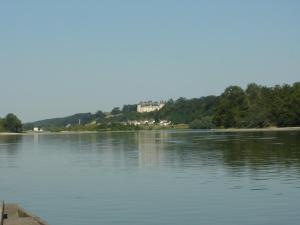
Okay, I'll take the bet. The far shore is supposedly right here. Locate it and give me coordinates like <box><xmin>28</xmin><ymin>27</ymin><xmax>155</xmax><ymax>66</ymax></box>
<box><xmin>1</xmin><ymin>127</ymin><xmax>300</xmax><ymax>136</ymax></box>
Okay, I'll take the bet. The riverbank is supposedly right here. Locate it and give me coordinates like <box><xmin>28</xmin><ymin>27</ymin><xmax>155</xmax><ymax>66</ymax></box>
<box><xmin>0</xmin><ymin>131</ymin><xmax>99</xmax><ymax>136</ymax></box>
<box><xmin>211</xmin><ymin>127</ymin><xmax>300</xmax><ymax>132</ymax></box>
<box><xmin>0</xmin><ymin>132</ymin><xmax>26</xmax><ymax>135</ymax></box>
<box><xmin>1</xmin><ymin>127</ymin><xmax>300</xmax><ymax>136</ymax></box>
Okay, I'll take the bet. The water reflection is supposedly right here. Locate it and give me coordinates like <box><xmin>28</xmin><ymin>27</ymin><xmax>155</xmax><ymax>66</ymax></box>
<box><xmin>0</xmin><ymin>135</ymin><xmax>22</xmax><ymax>153</ymax></box>
<box><xmin>137</xmin><ymin>131</ymin><xmax>169</xmax><ymax>168</ymax></box>
<box><xmin>0</xmin><ymin>131</ymin><xmax>300</xmax><ymax>174</ymax></box>
<box><xmin>0</xmin><ymin>135</ymin><xmax>23</xmax><ymax>167</ymax></box>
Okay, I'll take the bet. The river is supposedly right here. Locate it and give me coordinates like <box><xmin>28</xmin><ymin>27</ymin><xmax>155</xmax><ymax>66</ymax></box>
<box><xmin>0</xmin><ymin>130</ymin><xmax>300</xmax><ymax>225</ymax></box>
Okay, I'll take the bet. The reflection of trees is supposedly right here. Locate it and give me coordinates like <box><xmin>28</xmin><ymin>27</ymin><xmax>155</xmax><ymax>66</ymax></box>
<box><xmin>134</xmin><ymin>130</ymin><xmax>300</xmax><ymax>174</ymax></box>
<box><xmin>218</xmin><ymin>132</ymin><xmax>300</xmax><ymax>171</ymax></box>
<box><xmin>46</xmin><ymin>132</ymin><xmax>140</xmax><ymax>168</ymax></box>
<box><xmin>23</xmin><ymin>131</ymin><xmax>300</xmax><ymax>174</ymax></box>
<box><xmin>0</xmin><ymin>135</ymin><xmax>23</xmax><ymax>166</ymax></box>
<box><xmin>0</xmin><ymin>135</ymin><xmax>22</xmax><ymax>155</ymax></box>
<box><xmin>174</xmin><ymin>131</ymin><xmax>300</xmax><ymax>177</ymax></box>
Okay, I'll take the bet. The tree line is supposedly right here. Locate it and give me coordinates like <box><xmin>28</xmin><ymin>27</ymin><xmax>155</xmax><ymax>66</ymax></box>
<box><xmin>25</xmin><ymin>82</ymin><xmax>300</xmax><ymax>130</ymax></box>
<box><xmin>157</xmin><ymin>82</ymin><xmax>300</xmax><ymax>129</ymax></box>
<box><xmin>212</xmin><ymin>82</ymin><xmax>300</xmax><ymax>128</ymax></box>
<box><xmin>104</xmin><ymin>82</ymin><xmax>300</xmax><ymax>129</ymax></box>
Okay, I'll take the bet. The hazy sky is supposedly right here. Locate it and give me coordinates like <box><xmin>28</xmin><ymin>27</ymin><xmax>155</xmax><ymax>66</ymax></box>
<box><xmin>1</xmin><ymin>1</ymin><xmax>299</xmax><ymax>122</ymax></box>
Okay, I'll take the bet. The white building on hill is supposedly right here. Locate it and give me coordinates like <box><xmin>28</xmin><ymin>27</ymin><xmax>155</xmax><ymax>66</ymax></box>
<box><xmin>33</xmin><ymin>127</ymin><xmax>43</xmax><ymax>132</ymax></box>
<box><xmin>137</xmin><ymin>101</ymin><xmax>165</xmax><ymax>113</ymax></box>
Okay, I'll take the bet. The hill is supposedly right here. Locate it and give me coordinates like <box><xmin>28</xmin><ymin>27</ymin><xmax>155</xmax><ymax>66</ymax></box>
<box><xmin>24</xmin><ymin>82</ymin><xmax>300</xmax><ymax>131</ymax></box>
<box><xmin>24</xmin><ymin>111</ymin><xmax>106</xmax><ymax>130</ymax></box>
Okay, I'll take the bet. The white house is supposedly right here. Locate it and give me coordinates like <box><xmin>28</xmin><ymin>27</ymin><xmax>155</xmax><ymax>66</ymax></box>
<box><xmin>159</xmin><ymin>120</ymin><xmax>171</xmax><ymax>126</ymax></box>
<box><xmin>127</xmin><ymin>119</ymin><xmax>156</xmax><ymax>126</ymax></box>
<box><xmin>33</xmin><ymin>127</ymin><xmax>43</xmax><ymax>132</ymax></box>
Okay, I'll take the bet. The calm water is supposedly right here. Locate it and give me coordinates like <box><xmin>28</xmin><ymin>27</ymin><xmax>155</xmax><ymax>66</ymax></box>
<box><xmin>0</xmin><ymin>130</ymin><xmax>300</xmax><ymax>225</ymax></box>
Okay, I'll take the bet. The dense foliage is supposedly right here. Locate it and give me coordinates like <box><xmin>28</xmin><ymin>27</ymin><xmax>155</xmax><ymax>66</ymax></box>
<box><xmin>213</xmin><ymin>82</ymin><xmax>300</xmax><ymax>128</ymax></box>
<box><xmin>0</xmin><ymin>113</ymin><xmax>23</xmax><ymax>133</ymax></box>
<box><xmin>156</xmin><ymin>96</ymin><xmax>218</xmax><ymax>125</ymax></box>
<box><xmin>153</xmin><ymin>82</ymin><xmax>300</xmax><ymax>128</ymax></box>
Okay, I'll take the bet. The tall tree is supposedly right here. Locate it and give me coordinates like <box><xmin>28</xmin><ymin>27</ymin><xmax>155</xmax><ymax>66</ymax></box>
<box><xmin>111</xmin><ymin>107</ymin><xmax>121</xmax><ymax>115</ymax></box>
<box><xmin>213</xmin><ymin>86</ymin><xmax>248</xmax><ymax>128</ymax></box>
<box><xmin>4</xmin><ymin>113</ymin><xmax>23</xmax><ymax>133</ymax></box>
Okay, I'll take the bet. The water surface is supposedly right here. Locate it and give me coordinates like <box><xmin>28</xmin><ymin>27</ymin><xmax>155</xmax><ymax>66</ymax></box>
<box><xmin>0</xmin><ymin>130</ymin><xmax>300</xmax><ymax>225</ymax></box>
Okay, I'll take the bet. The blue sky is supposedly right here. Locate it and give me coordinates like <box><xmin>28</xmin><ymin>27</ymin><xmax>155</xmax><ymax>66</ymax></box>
<box><xmin>0</xmin><ymin>0</ymin><xmax>299</xmax><ymax>122</ymax></box>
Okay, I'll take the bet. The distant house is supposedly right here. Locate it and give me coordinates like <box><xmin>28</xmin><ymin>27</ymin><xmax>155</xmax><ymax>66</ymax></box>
<box><xmin>127</xmin><ymin>119</ymin><xmax>155</xmax><ymax>126</ymax></box>
<box><xmin>137</xmin><ymin>101</ymin><xmax>165</xmax><ymax>113</ymax></box>
<box><xmin>33</xmin><ymin>127</ymin><xmax>43</xmax><ymax>132</ymax></box>
<box><xmin>159</xmin><ymin>120</ymin><xmax>171</xmax><ymax>126</ymax></box>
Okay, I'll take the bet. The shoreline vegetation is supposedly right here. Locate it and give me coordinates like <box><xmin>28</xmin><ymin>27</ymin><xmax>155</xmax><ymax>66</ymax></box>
<box><xmin>1</xmin><ymin>82</ymin><xmax>300</xmax><ymax>133</ymax></box>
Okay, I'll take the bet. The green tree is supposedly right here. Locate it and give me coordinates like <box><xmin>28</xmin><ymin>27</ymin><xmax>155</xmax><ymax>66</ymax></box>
<box><xmin>157</xmin><ymin>96</ymin><xmax>217</xmax><ymax>124</ymax></box>
<box><xmin>291</xmin><ymin>82</ymin><xmax>300</xmax><ymax>125</ymax></box>
<box><xmin>0</xmin><ymin>118</ymin><xmax>5</xmax><ymax>132</ymax></box>
<box><xmin>213</xmin><ymin>86</ymin><xmax>248</xmax><ymax>128</ymax></box>
<box><xmin>111</xmin><ymin>107</ymin><xmax>121</xmax><ymax>115</ymax></box>
<box><xmin>3</xmin><ymin>113</ymin><xmax>23</xmax><ymax>133</ymax></box>
<box><xmin>122</xmin><ymin>104</ymin><xmax>137</xmax><ymax>113</ymax></box>
<box><xmin>244</xmin><ymin>83</ymin><xmax>271</xmax><ymax>127</ymax></box>
<box><xmin>190</xmin><ymin>116</ymin><xmax>215</xmax><ymax>129</ymax></box>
